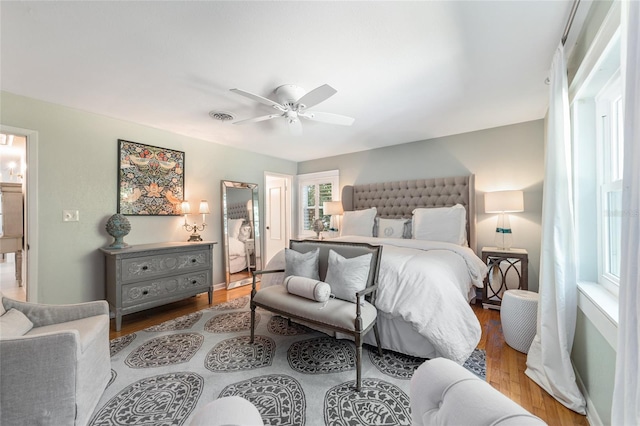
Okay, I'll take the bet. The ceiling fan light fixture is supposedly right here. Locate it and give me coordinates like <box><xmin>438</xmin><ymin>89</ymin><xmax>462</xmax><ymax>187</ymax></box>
<box><xmin>209</xmin><ymin>111</ymin><xmax>236</xmax><ymax>122</ymax></box>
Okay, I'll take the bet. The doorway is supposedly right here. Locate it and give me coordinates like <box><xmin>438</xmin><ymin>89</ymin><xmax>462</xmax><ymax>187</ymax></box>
<box><xmin>0</xmin><ymin>125</ymin><xmax>38</xmax><ymax>302</ymax></box>
<box><xmin>264</xmin><ymin>172</ymin><xmax>293</xmax><ymax>266</ymax></box>
<box><xmin>0</xmin><ymin>133</ymin><xmax>26</xmax><ymax>301</ymax></box>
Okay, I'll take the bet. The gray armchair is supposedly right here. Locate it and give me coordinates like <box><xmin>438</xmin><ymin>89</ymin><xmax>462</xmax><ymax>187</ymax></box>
<box><xmin>0</xmin><ymin>294</ymin><xmax>111</xmax><ymax>426</ymax></box>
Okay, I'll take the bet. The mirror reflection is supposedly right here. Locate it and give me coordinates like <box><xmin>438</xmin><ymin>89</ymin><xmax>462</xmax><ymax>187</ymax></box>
<box><xmin>222</xmin><ymin>180</ymin><xmax>261</xmax><ymax>289</ymax></box>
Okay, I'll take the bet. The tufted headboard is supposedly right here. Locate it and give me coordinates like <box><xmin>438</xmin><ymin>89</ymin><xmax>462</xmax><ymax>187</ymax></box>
<box><xmin>227</xmin><ymin>202</ymin><xmax>251</xmax><ymax>222</ymax></box>
<box><xmin>341</xmin><ymin>175</ymin><xmax>477</xmax><ymax>253</ymax></box>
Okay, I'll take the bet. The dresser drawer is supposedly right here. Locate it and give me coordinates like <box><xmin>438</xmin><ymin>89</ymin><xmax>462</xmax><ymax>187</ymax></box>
<box><xmin>121</xmin><ymin>270</ymin><xmax>211</xmax><ymax>307</ymax></box>
<box><xmin>120</xmin><ymin>249</ymin><xmax>210</xmax><ymax>283</ymax></box>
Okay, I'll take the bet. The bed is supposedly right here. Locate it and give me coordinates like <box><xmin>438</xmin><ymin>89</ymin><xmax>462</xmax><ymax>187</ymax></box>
<box><xmin>263</xmin><ymin>175</ymin><xmax>488</xmax><ymax>364</ymax></box>
<box><xmin>226</xmin><ymin>202</ymin><xmax>253</xmax><ymax>274</ymax></box>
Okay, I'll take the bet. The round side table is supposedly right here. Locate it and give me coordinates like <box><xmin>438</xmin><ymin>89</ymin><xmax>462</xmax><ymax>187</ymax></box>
<box><xmin>501</xmin><ymin>289</ymin><xmax>539</xmax><ymax>353</ymax></box>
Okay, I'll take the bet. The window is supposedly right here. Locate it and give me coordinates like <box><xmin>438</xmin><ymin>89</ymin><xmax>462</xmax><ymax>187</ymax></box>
<box><xmin>596</xmin><ymin>75</ymin><xmax>623</xmax><ymax>287</ymax></box>
<box><xmin>297</xmin><ymin>170</ymin><xmax>339</xmax><ymax>237</ymax></box>
<box><xmin>571</xmin><ymin>25</ymin><xmax>622</xmax><ymax>297</ymax></box>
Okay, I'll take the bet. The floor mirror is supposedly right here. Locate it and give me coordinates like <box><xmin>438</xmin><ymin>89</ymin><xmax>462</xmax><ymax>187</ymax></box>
<box><xmin>221</xmin><ymin>180</ymin><xmax>261</xmax><ymax>289</ymax></box>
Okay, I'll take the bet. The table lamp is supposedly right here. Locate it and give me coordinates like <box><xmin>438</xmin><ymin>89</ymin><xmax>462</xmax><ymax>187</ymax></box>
<box><xmin>485</xmin><ymin>191</ymin><xmax>524</xmax><ymax>250</ymax></box>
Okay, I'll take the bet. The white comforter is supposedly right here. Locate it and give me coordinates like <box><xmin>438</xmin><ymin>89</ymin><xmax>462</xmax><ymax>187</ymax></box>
<box><xmin>263</xmin><ymin>236</ymin><xmax>488</xmax><ymax>364</ymax></box>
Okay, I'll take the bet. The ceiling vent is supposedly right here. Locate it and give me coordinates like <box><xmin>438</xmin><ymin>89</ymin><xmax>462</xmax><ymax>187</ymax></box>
<box><xmin>209</xmin><ymin>111</ymin><xmax>235</xmax><ymax>122</ymax></box>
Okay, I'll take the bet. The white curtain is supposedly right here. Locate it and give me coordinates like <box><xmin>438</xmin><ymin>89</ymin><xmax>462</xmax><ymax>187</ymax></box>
<box><xmin>612</xmin><ymin>1</ymin><xmax>640</xmax><ymax>424</ymax></box>
<box><xmin>524</xmin><ymin>43</ymin><xmax>586</xmax><ymax>414</ymax></box>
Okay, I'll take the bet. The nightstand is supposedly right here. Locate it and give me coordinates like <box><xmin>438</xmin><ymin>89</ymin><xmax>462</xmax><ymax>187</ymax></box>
<box><xmin>481</xmin><ymin>247</ymin><xmax>528</xmax><ymax>310</ymax></box>
<box><xmin>244</xmin><ymin>238</ymin><xmax>255</xmax><ymax>270</ymax></box>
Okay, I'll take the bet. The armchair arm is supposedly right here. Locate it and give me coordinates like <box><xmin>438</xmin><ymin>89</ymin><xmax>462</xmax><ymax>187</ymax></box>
<box><xmin>251</xmin><ymin>269</ymin><xmax>285</xmax><ymax>291</ymax></box>
<box><xmin>2</xmin><ymin>298</ymin><xmax>109</xmax><ymax>328</ymax></box>
<box><xmin>0</xmin><ymin>332</ymin><xmax>78</xmax><ymax>424</ymax></box>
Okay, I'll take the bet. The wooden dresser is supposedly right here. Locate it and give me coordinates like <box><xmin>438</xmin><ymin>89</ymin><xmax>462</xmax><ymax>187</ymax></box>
<box><xmin>100</xmin><ymin>241</ymin><xmax>216</xmax><ymax>331</ymax></box>
<box><xmin>0</xmin><ymin>182</ymin><xmax>24</xmax><ymax>286</ymax></box>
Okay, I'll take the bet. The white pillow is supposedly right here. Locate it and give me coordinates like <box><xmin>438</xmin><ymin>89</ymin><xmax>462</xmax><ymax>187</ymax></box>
<box><xmin>325</xmin><ymin>250</ymin><xmax>372</xmax><ymax>304</ymax></box>
<box><xmin>412</xmin><ymin>204</ymin><xmax>467</xmax><ymax>245</ymax></box>
<box><xmin>227</xmin><ymin>218</ymin><xmax>244</xmax><ymax>239</ymax></box>
<box><xmin>375</xmin><ymin>218</ymin><xmax>408</xmax><ymax>239</ymax></box>
<box><xmin>0</xmin><ymin>308</ymin><xmax>34</xmax><ymax>337</ymax></box>
<box><xmin>284</xmin><ymin>276</ymin><xmax>331</xmax><ymax>302</ymax></box>
<box><xmin>238</xmin><ymin>224</ymin><xmax>252</xmax><ymax>242</ymax></box>
<box><xmin>340</xmin><ymin>207</ymin><xmax>377</xmax><ymax>237</ymax></box>
<box><xmin>285</xmin><ymin>248</ymin><xmax>320</xmax><ymax>280</ymax></box>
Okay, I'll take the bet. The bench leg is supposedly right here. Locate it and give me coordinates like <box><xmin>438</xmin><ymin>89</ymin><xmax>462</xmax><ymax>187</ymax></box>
<box><xmin>373</xmin><ymin>323</ymin><xmax>383</xmax><ymax>356</ymax></box>
<box><xmin>355</xmin><ymin>334</ymin><xmax>362</xmax><ymax>392</ymax></box>
<box><xmin>250</xmin><ymin>303</ymin><xmax>256</xmax><ymax>343</ymax></box>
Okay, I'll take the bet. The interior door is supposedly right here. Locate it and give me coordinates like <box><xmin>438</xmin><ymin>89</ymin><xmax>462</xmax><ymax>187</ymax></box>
<box><xmin>264</xmin><ymin>173</ymin><xmax>291</xmax><ymax>265</ymax></box>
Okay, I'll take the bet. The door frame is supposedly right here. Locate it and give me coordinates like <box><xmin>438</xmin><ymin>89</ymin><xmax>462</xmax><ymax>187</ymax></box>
<box><xmin>1</xmin><ymin>125</ymin><xmax>39</xmax><ymax>302</ymax></box>
<box><xmin>263</xmin><ymin>171</ymin><xmax>293</xmax><ymax>266</ymax></box>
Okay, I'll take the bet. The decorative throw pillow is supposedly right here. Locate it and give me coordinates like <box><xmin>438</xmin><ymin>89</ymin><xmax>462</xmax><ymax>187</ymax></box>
<box><xmin>412</xmin><ymin>204</ymin><xmax>467</xmax><ymax>245</ymax></box>
<box><xmin>0</xmin><ymin>308</ymin><xmax>34</xmax><ymax>338</ymax></box>
<box><xmin>340</xmin><ymin>207</ymin><xmax>377</xmax><ymax>237</ymax></box>
<box><xmin>284</xmin><ymin>276</ymin><xmax>331</xmax><ymax>302</ymax></box>
<box><xmin>375</xmin><ymin>218</ymin><xmax>408</xmax><ymax>239</ymax></box>
<box><xmin>325</xmin><ymin>250</ymin><xmax>372</xmax><ymax>304</ymax></box>
<box><xmin>284</xmin><ymin>248</ymin><xmax>320</xmax><ymax>280</ymax></box>
<box><xmin>238</xmin><ymin>224</ymin><xmax>252</xmax><ymax>242</ymax></box>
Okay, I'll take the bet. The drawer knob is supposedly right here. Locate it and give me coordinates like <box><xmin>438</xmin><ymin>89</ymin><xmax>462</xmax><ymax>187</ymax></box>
<box><xmin>192</xmin><ymin>280</ymin><xmax>197</xmax><ymax>285</ymax></box>
<box><xmin>191</xmin><ymin>259</ymin><xmax>197</xmax><ymax>263</ymax></box>
<box><xmin>142</xmin><ymin>290</ymin><xmax>149</xmax><ymax>295</ymax></box>
<box><xmin>142</xmin><ymin>266</ymin><xmax>149</xmax><ymax>271</ymax></box>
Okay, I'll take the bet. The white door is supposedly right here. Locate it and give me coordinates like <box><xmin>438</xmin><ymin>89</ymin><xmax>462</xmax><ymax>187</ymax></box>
<box><xmin>264</xmin><ymin>173</ymin><xmax>292</xmax><ymax>266</ymax></box>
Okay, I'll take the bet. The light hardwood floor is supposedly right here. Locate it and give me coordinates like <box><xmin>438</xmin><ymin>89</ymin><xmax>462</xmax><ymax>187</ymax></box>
<box><xmin>109</xmin><ymin>287</ymin><xmax>589</xmax><ymax>426</ymax></box>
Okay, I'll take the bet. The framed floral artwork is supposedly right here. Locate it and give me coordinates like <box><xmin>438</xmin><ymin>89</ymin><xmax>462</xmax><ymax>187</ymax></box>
<box><xmin>117</xmin><ymin>139</ymin><xmax>185</xmax><ymax>215</ymax></box>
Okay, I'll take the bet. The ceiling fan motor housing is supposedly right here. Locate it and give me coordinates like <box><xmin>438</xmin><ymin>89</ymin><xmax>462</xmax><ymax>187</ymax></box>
<box><xmin>275</xmin><ymin>85</ymin><xmax>307</xmax><ymax>108</ymax></box>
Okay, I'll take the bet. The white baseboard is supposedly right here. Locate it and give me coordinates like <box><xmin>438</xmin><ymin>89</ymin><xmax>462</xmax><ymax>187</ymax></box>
<box><xmin>575</xmin><ymin>367</ymin><xmax>602</xmax><ymax>426</ymax></box>
<box><xmin>213</xmin><ymin>282</ymin><xmax>226</xmax><ymax>292</ymax></box>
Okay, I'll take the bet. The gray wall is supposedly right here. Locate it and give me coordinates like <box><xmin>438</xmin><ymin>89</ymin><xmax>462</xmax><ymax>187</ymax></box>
<box><xmin>1</xmin><ymin>91</ymin><xmax>297</xmax><ymax>304</ymax></box>
<box><xmin>298</xmin><ymin>120</ymin><xmax>545</xmax><ymax>291</ymax></box>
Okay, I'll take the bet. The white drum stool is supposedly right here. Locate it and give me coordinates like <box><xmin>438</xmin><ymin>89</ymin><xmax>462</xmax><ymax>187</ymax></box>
<box><xmin>501</xmin><ymin>290</ymin><xmax>539</xmax><ymax>353</ymax></box>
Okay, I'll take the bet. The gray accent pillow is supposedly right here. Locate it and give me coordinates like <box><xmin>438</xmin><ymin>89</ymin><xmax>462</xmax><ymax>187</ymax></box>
<box><xmin>284</xmin><ymin>248</ymin><xmax>320</xmax><ymax>280</ymax></box>
<box><xmin>325</xmin><ymin>250</ymin><xmax>372</xmax><ymax>304</ymax></box>
<box><xmin>0</xmin><ymin>308</ymin><xmax>34</xmax><ymax>337</ymax></box>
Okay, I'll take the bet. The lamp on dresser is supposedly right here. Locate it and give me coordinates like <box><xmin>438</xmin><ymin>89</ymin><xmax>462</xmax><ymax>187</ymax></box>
<box><xmin>484</xmin><ymin>190</ymin><xmax>524</xmax><ymax>250</ymax></box>
<box><xmin>182</xmin><ymin>200</ymin><xmax>209</xmax><ymax>242</ymax></box>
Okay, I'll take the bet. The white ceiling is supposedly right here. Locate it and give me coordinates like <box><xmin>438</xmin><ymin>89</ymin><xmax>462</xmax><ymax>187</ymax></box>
<box><xmin>0</xmin><ymin>1</ymin><xmax>586</xmax><ymax>162</ymax></box>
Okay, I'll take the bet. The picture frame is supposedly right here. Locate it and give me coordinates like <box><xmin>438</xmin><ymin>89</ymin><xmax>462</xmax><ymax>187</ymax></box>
<box><xmin>117</xmin><ymin>139</ymin><xmax>185</xmax><ymax>216</ymax></box>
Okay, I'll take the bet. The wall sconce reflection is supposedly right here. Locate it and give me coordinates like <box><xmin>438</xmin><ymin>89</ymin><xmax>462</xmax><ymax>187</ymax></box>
<box><xmin>181</xmin><ymin>200</ymin><xmax>209</xmax><ymax>242</ymax></box>
<box><xmin>8</xmin><ymin>161</ymin><xmax>24</xmax><ymax>180</ymax></box>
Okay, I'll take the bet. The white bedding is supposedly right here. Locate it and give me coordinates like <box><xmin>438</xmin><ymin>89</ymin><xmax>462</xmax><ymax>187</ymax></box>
<box><xmin>228</xmin><ymin>237</ymin><xmax>247</xmax><ymax>273</ymax></box>
<box><xmin>263</xmin><ymin>236</ymin><xmax>488</xmax><ymax>364</ymax></box>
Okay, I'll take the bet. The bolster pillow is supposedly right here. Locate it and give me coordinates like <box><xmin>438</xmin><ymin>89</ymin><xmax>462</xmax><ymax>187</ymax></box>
<box><xmin>284</xmin><ymin>276</ymin><xmax>331</xmax><ymax>302</ymax></box>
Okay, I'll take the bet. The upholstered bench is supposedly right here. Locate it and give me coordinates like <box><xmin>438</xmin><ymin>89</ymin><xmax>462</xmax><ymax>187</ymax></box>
<box><xmin>410</xmin><ymin>357</ymin><xmax>547</xmax><ymax>425</ymax></box>
<box><xmin>251</xmin><ymin>239</ymin><xmax>383</xmax><ymax>392</ymax></box>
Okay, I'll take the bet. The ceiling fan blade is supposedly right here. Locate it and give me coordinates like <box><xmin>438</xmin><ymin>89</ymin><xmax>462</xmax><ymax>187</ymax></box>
<box><xmin>288</xmin><ymin>118</ymin><xmax>303</xmax><ymax>136</ymax></box>
<box><xmin>230</xmin><ymin>88</ymin><xmax>286</xmax><ymax>111</ymax></box>
<box><xmin>233</xmin><ymin>114</ymin><xmax>281</xmax><ymax>125</ymax></box>
<box><xmin>295</xmin><ymin>84</ymin><xmax>337</xmax><ymax>109</ymax></box>
<box><xmin>300</xmin><ymin>111</ymin><xmax>355</xmax><ymax>126</ymax></box>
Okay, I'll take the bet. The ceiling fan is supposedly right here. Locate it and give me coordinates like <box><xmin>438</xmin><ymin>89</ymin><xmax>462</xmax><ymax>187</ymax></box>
<box><xmin>229</xmin><ymin>84</ymin><xmax>355</xmax><ymax>135</ymax></box>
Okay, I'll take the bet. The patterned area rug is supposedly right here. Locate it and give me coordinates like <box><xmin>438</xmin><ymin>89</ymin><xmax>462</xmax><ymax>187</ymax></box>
<box><xmin>90</xmin><ymin>296</ymin><xmax>486</xmax><ymax>426</ymax></box>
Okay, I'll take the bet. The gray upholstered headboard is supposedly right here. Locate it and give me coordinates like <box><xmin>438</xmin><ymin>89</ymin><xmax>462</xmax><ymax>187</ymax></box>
<box><xmin>341</xmin><ymin>175</ymin><xmax>477</xmax><ymax>253</ymax></box>
<box><xmin>227</xmin><ymin>202</ymin><xmax>251</xmax><ymax>222</ymax></box>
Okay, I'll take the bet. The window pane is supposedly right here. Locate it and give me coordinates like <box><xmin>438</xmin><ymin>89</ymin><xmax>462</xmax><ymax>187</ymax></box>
<box><xmin>304</xmin><ymin>185</ymin><xmax>315</xmax><ymax>208</ymax></box>
<box><xmin>302</xmin><ymin>208</ymin><xmax>314</xmax><ymax>230</ymax></box>
<box><xmin>605</xmin><ymin>189</ymin><xmax>622</xmax><ymax>278</ymax></box>
<box><xmin>612</xmin><ymin>97</ymin><xmax>624</xmax><ymax>181</ymax></box>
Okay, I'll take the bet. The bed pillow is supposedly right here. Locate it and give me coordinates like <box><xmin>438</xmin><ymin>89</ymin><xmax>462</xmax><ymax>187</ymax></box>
<box><xmin>412</xmin><ymin>204</ymin><xmax>467</xmax><ymax>245</ymax></box>
<box><xmin>325</xmin><ymin>250</ymin><xmax>372</xmax><ymax>304</ymax></box>
<box><xmin>340</xmin><ymin>207</ymin><xmax>377</xmax><ymax>237</ymax></box>
<box><xmin>284</xmin><ymin>248</ymin><xmax>320</xmax><ymax>280</ymax></box>
<box><xmin>227</xmin><ymin>218</ymin><xmax>244</xmax><ymax>239</ymax></box>
<box><xmin>0</xmin><ymin>308</ymin><xmax>34</xmax><ymax>338</ymax></box>
<box><xmin>375</xmin><ymin>218</ymin><xmax>408</xmax><ymax>239</ymax></box>
<box><xmin>284</xmin><ymin>276</ymin><xmax>331</xmax><ymax>302</ymax></box>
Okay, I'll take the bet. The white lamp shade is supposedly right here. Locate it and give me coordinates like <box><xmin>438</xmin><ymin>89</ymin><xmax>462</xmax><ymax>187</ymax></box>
<box><xmin>181</xmin><ymin>201</ymin><xmax>191</xmax><ymax>214</ymax></box>
<box><xmin>485</xmin><ymin>191</ymin><xmax>524</xmax><ymax>213</ymax></box>
<box><xmin>199</xmin><ymin>200</ymin><xmax>210</xmax><ymax>214</ymax></box>
<box><xmin>323</xmin><ymin>201</ymin><xmax>344</xmax><ymax>215</ymax></box>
